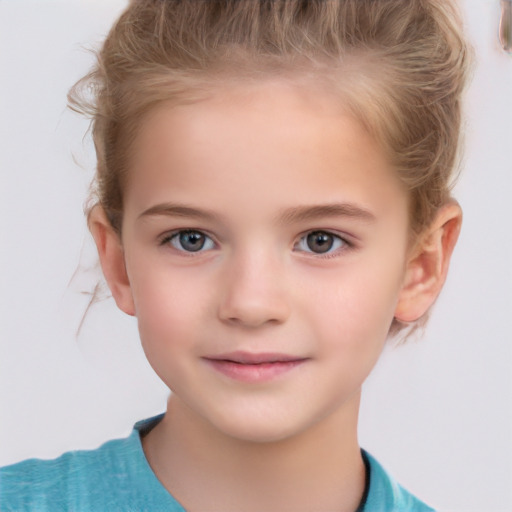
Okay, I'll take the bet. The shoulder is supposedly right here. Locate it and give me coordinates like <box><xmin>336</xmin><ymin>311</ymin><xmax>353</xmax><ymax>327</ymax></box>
<box><xmin>0</xmin><ymin>415</ymin><xmax>183</xmax><ymax>512</ymax></box>
<box><xmin>0</xmin><ymin>434</ymin><xmax>139</xmax><ymax>511</ymax></box>
<box><xmin>362</xmin><ymin>450</ymin><xmax>436</xmax><ymax>512</ymax></box>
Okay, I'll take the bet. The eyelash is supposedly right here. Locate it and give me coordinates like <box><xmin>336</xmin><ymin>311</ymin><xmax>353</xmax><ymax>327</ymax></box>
<box><xmin>294</xmin><ymin>230</ymin><xmax>352</xmax><ymax>258</ymax></box>
<box><xmin>159</xmin><ymin>230</ymin><xmax>217</xmax><ymax>254</ymax></box>
<box><xmin>159</xmin><ymin>229</ymin><xmax>353</xmax><ymax>258</ymax></box>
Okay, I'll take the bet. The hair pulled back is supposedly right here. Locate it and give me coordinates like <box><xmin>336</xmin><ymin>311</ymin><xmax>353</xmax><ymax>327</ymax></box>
<box><xmin>70</xmin><ymin>0</ymin><xmax>472</xmax><ymax>240</ymax></box>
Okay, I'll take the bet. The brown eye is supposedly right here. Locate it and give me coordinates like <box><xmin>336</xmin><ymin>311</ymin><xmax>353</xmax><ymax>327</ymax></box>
<box><xmin>295</xmin><ymin>230</ymin><xmax>348</xmax><ymax>256</ymax></box>
<box><xmin>306</xmin><ymin>231</ymin><xmax>335</xmax><ymax>253</ymax></box>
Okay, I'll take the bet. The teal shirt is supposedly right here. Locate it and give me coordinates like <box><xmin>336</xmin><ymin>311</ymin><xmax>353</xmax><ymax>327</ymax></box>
<box><xmin>0</xmin><ymin>415</ymin><xmax>435</xmax><ymax>512</ymax></box>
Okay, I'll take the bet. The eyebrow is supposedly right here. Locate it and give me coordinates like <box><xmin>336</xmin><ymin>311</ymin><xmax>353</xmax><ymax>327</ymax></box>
<box><xmin>138</xmin><ymin>203</ymin><xmax>221</xmax><ymax>222</ymax></box>
<box><xmin>277</xmin><ymin>203</ymin><xmax>376</xmax><ymax>224</ymax></box>
<box><xmin>138</xmin><ymin>202</ymin><xmax>375</xmax><ymax>224</ymax></box>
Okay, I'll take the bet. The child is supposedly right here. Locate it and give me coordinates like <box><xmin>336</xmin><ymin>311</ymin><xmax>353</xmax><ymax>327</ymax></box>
<box><xmin>1</xmin><ymin>0</ymin><xmax>472</xmax><ymax>510</ymax></box>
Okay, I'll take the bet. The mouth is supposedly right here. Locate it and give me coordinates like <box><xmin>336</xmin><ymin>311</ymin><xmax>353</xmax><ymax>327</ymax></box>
<box><xmin>202</xmin><ymin>351</ymin><xmax>309</xmax><ymax>383</ymax></box>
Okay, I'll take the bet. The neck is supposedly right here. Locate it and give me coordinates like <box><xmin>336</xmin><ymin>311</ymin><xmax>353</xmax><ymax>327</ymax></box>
<box><xmin>142</xmin><ymin>393</ymin><xmax>365</xmax><ymax>512</ymax></box>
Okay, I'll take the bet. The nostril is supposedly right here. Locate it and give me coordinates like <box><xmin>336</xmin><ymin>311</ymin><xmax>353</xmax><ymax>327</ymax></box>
<box><xmin>218</xmin><ymin>296</ymin><xmax>291</xmax><ymax>328</ymax></box>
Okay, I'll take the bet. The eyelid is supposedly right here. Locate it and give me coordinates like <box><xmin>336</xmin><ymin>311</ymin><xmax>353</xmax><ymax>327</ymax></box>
<box><xmin>159</xmin><ymin>228</ymin><xmax>218</xmax><ymax>252</ymax></box>
<box><xmin>294</xmin><ymin>229</ymin><xmax>354</xmax><ymax>257</ymax></box>
<box><xmin>157</xmin><ymin>228</ymin><xmax>355</xmax><ymax>256</ymax></box>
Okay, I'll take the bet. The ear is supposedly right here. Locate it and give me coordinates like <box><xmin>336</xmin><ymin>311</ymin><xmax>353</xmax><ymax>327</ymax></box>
<box><xmin>88</xmin><ymin>205</ymin><xmax>136</xmax><ymax>316</ymax></box>
<box><xmin>394</xmin><ymin>201</ymin><xmax>462</xmax><ymax>323</ymax></box>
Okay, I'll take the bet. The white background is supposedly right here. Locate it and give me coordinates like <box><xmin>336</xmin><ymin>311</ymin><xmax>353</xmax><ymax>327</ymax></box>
<box><xmin>1</xmin><ymin>1</ymin><xmax>511</xmax><ymax>511</ymax></box>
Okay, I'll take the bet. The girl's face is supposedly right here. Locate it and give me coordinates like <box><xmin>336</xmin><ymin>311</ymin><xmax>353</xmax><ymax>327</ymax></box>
<box><xmin>118</xmin><ymin>81</ymin><xmax>411</xmax><ymax>443</ymax></box>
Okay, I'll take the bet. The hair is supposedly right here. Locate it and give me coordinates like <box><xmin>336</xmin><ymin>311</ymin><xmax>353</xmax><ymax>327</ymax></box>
<box><xmin>69</xmin><ymin>0</ymin><xmax>473</xmax><ymax>336</ymax></box>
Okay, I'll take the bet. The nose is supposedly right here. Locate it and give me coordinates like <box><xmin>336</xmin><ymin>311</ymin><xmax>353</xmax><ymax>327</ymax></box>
<box><xmin>217</xmin><ymin>248</ymin><xmax>291</xmax><ymax>328</ymax></box>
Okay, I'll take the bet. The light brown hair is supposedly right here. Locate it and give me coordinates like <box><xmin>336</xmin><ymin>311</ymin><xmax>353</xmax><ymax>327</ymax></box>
<box><xmin>70</xmin><ymin>0</ymin><xmax>473</xmax><ymax>334</ymax></box>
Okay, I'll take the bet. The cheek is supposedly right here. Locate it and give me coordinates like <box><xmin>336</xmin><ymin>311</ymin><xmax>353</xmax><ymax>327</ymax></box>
<box><xmin>302</xmin><ymin>283</ymin><xmax>396</xmax><ymax>391</ymax></box>
<box><xmin>127</xmin><ymin>259</ymin><xmax>211</xmax><ymax>356</ymax></box>
<box><xmin>301</xmin><ymin>256</ymin><xmax>405</xmax><ymax>352</ymax></box>
<box><xmin>131</xmin><ymin>275</ymin><xmax>208</xmax><ymax>392</ymax></box>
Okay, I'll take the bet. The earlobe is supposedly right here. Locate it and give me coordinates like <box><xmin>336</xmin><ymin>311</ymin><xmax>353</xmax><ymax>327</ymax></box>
<box><xmin>88</xmin><ymin>205</ymin><xmax>136</xmax><ymax>316</ymax></box>
<box><xmin>394</xmin><ymin>201</ymin><xmax>462</xmax><ymax>323</ymax></box>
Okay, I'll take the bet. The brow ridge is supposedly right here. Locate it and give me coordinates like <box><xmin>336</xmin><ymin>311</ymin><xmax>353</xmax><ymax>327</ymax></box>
<box><xmin>277</xmin><ymin>203</ymin><xmax>376</xmax><ymax>224</ymax></box>
<box><xmin>137</xmin><ymin>201</ymin><xmax>375</xmax><ymax>224</ymax></box>
<box><xmin>138</xmin><ymin>203</ymin><xmax>220</xmax><ymax>221</ymax></box>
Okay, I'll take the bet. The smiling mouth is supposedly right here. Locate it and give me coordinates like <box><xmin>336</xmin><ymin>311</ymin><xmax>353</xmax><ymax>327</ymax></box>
<box><xmin>203</xmin><ymin>352</ymin><xmax>309</xmax><ymax>382</ymax></box>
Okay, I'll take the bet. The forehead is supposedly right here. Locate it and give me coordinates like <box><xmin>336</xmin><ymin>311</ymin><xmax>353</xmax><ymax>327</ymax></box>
<box><xmin>124</xmin><ymin>80</ymin><xmax>408</xmax><ymax>225</ymax></box>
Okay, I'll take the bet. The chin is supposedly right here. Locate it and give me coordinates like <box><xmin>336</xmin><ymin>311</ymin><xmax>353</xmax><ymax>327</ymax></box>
<box><xmin>207</xmin><ymin>409</ymin><xmax>317</xmax><ymax>445</ymax></box>
<box><xmin>222</xmin><ymin>424</ymin><xmax>302</xmax><ymax>445</ymax></box>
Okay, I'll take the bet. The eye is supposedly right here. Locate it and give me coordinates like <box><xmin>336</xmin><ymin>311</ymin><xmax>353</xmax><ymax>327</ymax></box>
<box><xmin>295</xmin><ymin>231</ymin><xmax>348</xmax><ymax>255</ymax></box>
<box><xmin>164</xmin><ymin>230</ymin><xmax>215</xmax><ymax>253</ymax></box>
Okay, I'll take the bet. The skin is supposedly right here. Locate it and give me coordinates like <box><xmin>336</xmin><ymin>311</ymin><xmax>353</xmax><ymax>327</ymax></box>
<box><xmin>90</xmin><ymin>80</ymin><xmax>462</xmax><ymax>512</ymax></box>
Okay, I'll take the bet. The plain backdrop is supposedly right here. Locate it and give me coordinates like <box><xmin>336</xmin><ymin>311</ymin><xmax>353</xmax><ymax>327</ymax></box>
<box><xmin>1</xmin><ymin>1</ymin><xmax>511</xmax><ymax>511</ymax></box>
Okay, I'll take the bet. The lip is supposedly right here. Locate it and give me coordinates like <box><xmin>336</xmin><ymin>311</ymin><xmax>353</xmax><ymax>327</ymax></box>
<box><xmin>203</xmin><ymin>351</ymin><xmax>309</xmax><ymax>383</ymax></box>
